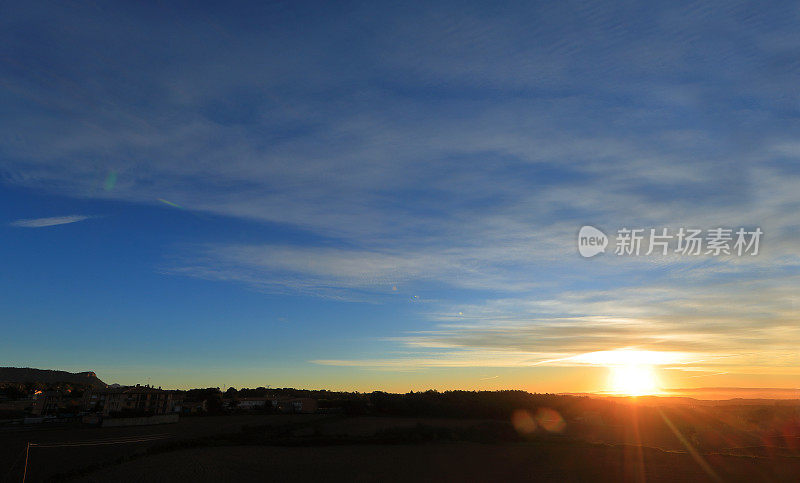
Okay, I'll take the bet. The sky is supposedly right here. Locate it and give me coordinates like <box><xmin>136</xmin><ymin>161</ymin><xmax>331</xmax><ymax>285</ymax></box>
<box><xmin>1</xmin><ymin>1</ymin><xmax>799</xmax><ymax>393</ymax></box>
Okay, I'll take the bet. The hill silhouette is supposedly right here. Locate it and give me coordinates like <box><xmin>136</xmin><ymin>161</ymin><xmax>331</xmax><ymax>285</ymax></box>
<box><xmin>0</xmin><ymin>367</ymin><xmax>106</xmax><ymax>387</ymax></box>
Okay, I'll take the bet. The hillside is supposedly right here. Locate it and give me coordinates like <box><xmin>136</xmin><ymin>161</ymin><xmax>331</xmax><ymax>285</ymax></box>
<box><xmin>0</xmin><ymin>367</ymin><xmax>106</xmax><ymax>387</ymax></box>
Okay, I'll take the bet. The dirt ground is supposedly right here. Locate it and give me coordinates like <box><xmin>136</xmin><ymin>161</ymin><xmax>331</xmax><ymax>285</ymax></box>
<box><xmin>0</xmin><ymin>414</ymin><xmax>323</xmax><ymax>481</ymax></box>
<box><xmin>72</xmin><ymin>443</ymin><xmax>800</xmax><ymax>483</ymax></box>
<box><xmin>5</xmin><ymin>414</ymin><xmax>800</xmax><ymax>482</ymax></box>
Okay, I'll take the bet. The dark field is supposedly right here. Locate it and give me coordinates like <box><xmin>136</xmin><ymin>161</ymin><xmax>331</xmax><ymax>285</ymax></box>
<box><xmin>1</xmin><ymin>414</ymin><xmax>322</xmax><ymax>481</ymax></box>
<box><xmin>72</xmin><ymin>443</ymin><xmax>800</xmax><ymax>483</ymax></box>
<box><xmin>4</xmin><ymin>403</ymin><xmax>800</xmax><ymax>482</ymax></box>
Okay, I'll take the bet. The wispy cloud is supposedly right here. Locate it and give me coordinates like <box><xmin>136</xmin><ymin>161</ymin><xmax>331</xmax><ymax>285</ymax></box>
<box><xmin>2</xmin><ymin>1</ymin><xmax>800</xmax><ymax>378</ymax></box>
<box><xmin>311</xmin><ymin>268</ymin><xmax>800</xmax><ymax>372</ymax></box>
<box><xmin>10</xmin><ymin>215</ymin><xmax>95</xmax><ymax>228</ymax></box>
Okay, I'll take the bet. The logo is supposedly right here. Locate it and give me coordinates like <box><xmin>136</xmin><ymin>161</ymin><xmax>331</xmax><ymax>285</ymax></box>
<box><xmin>576</xmin><ymin>225</ymin><xmax>762</xmax><ymax>257</ymax></box>
<box><xmin>578</xmin><ymin>225</ymin><xmax>608</xmax><ymax>258</ymax></box>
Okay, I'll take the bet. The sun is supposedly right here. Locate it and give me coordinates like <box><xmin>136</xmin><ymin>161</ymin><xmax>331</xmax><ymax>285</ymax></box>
<box><xmin>563</xmin><ymin>349</ymin><xmax>680</xmax><ymax>396</ymax></box>
<box><xmin>608</xmin><ymin>364</ymin><xmax>660</xmax><ymax>396</ymax></box>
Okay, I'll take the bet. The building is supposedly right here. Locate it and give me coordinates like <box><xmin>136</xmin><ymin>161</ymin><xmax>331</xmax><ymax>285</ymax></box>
<box><xmin>272</xmin><ymin>397</ymin><xmax>318</xmax><ymax>414</ymax></box>
<box><xmin>83</xmin><ymin>385</ymin><xmax>182</xmax><ymax>416</ymax></box>
<box><xmin>235</xmin><ymin>397</ymin><xmax>270</xmax><ymax>411</ymax></box>
<box><xmin>30</xmin><ymin>391</ymin><xmax>62</xmax><ymax>416</ymax></box>
<box><xmin>180</xmin><ymin>400</ymin><xmax>207</xmax><ymax>414</ymax></box>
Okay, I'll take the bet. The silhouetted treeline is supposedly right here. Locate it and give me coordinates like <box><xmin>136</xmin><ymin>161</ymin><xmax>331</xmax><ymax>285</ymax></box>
<box><xmin>368</xmin><ymin>390</ymin><xmax>584</xmax><ymax>419</ymax></box>
<box><xmin>223</xmin><ymin>387</ymin><xmax>369</xmax><ymax>401</ymax></box>
<box><xmin>218</xmin><ymin>387</ymin><xmax>595</xmax><ymax>419</ymax></box>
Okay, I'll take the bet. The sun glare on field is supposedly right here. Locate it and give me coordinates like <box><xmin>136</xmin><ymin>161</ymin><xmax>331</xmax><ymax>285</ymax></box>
<box><xmin>608</xmin><ymin>364</ymin><xmax>660</xmax><ymax>396</ymax></box>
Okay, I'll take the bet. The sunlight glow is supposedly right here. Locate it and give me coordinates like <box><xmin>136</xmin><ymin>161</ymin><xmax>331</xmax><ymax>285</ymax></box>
<box><xmin>608</xmin><ymin>364</ymin><xmax>660</xmax><ymax>396</ymax></box>
<box><xmin>555</xmin><ymin>349</ymin><xmax>686</xmax><ymax>395</ymax></box>
<box><xmin>567</xmin><ymin>349</ymin><xmax>689</xmax><ymax>366</ymax></box>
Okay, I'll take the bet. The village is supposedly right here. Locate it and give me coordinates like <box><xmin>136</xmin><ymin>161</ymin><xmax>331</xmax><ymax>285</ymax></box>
<box><xmin>1</xmin><ymin>382</ymin><xmax>320</xmax><ymax>428</ymax></box>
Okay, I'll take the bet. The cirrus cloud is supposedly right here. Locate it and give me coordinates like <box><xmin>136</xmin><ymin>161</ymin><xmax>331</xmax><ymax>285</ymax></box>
<box><xmin>9</xmin><ymin>215</ymin><xmax>95</xmax><ymax>228</ymax></box>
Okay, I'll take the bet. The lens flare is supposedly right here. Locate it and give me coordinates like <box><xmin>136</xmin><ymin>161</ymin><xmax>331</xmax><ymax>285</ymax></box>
<box><xmin>511</xmin><ymin>409</ymin><xmax>537</xmax><ymax>434</ymax></box>
<box><xmin>535</xmin><ymin>407</ymin><xmax>565</xmax><ymax>432</ymax></box>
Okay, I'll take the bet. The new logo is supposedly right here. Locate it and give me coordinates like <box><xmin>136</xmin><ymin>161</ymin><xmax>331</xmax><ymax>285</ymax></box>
<box><xmin>578</xmin><ymin>225</ymin><xmax>608</xmax><ymax>258</ymax></box>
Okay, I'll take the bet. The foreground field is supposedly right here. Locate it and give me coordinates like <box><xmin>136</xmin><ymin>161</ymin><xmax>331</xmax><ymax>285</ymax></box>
<box><xmin>73</xmin><ymin>442</ymin><xmax>800</xmax><ymax>483</ymax></box>
<box><xmin>0</xmin><ymin>414</ymin><xmax>323</xmax><ymax>481</ymax></box>
<box><xmin>4</xmin><ymin>408</ymin><xmax>800</xmax><ymax>482</ymax></box>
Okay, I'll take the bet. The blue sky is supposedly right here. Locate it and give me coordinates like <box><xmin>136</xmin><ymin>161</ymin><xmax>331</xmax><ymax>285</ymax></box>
<box><xmin>1</xmin><ymin>1</ymin><xmax>799</xmax><ymax>392</ymax></box>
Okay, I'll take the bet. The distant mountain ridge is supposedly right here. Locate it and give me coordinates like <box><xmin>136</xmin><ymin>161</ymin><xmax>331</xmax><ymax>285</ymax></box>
<box><xmin>0</xmin><ymin>367</ymin><xmax>106</xmax><ymax>387</ymax></box>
